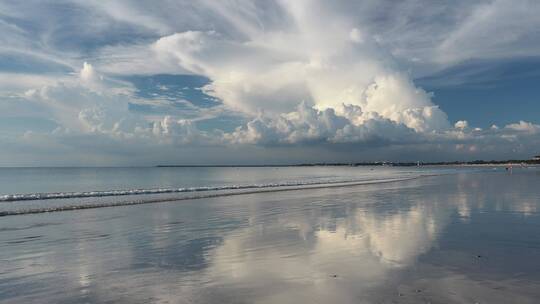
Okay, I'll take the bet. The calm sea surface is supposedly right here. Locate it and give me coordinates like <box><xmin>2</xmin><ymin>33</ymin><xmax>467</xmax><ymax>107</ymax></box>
<box><xmin>0</xmin><ymin>166</ymin><xmax>449</xmax><ymax>215</ymax></box>
<box><xmin>0</xmin><ymin>166</ymin><xmax>441</xmax><ymax>195</ymax></box>
<box><xmin>1</xmin><ymin>166</ymin><xmax>540</xmax><ymax>303</ymax></box>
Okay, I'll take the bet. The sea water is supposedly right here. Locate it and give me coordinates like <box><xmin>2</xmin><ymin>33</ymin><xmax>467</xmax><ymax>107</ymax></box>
<box><xmin>0</xmin><ymin>166</ymin><xmax>456</xmax><ymax>215</ymax></box>
<box><xmin>2</xmin><ymin>166</ymin><xmax>540</xmax><ymax>303</ymax></box>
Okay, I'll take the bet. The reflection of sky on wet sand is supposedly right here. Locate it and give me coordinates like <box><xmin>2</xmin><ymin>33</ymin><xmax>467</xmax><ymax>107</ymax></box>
<box><xmin>2</xmin><ymin>169</ymin><xmax>540</xmax><ymax>303</ymax></box>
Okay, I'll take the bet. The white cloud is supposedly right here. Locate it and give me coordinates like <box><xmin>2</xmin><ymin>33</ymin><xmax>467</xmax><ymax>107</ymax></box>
<box><xmin>505</xmin><ymin>121</ymin><xmax>540</xmax><ymax>134</ymax></box>
<box><xmin>79</xmin><ymin>62</ymin><xmax>101</xmax><ymax>88</ymax></box>
<box><xmin>2</xmin><ymin>60</ymin><xmax>540</xmax><ymax>165</ymax></box>
<box><xmin>2</xmin><ymin>0</ymin><xmax>540</xmax><ymax>164</ymax></box>
<box><xmin>437</xmin><ymin>0</ymin><xmax>540</xmax><ymax>64</ymax></box>
<box><xmin>0</xmin><ymin>73</ymin><xmax>66</xmax><ymax>93</ymax></box>
<box><xmin>454</xmin><ymin>120</ymin><xmax>469</xmax><ymax>130</ymax></box>
<box><xmin>349</xmin><ymin>28</ymin><xmax>365</xmax><ymax>44</ymax></box>
<box><xmin>152</xmin><ymin>2</ymin><xmax>451</xmax><ymax>134</ymax></box>
<box><xmin>225</xmin><ymin>102</ymin><xmax>419</xmax><ymax>145</ymax></box>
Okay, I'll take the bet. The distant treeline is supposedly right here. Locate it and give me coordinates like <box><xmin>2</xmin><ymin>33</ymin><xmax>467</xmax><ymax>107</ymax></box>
<box><xmin>295</xmin><ymin>159</ymin><xmax>540</xmax><ymax>167</ymax></box>
<box><xmin>158</xmin><ymin>159</ymin><xmax>540</xmax><ymax>168</ymax></box>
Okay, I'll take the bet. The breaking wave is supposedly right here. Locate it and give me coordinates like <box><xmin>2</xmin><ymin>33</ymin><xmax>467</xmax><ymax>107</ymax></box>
<box><xmin>0</xmin><ymin>175</ymin><xmax>431</xmax><ymax>216</ymax></box>
<box><xmin>0</xmin><ymin>177</ymin><xmax>422</xmax><ymax>202</ymax></box>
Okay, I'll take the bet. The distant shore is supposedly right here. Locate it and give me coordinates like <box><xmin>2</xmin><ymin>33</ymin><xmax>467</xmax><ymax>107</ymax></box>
<box><xmin>157</xmin><ymin>160</ymin><xmax>540</xmax><ymax>168</ymax></box>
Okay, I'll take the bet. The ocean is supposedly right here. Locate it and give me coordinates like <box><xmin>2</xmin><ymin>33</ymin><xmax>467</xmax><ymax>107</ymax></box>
<box><xmin>0</xmin><ymin>166</ymin><xmax>450</xmax><ymax>215</ymax></box>
<box><xmin>1</xmin><ymin>166</ymin><xmax>540</xmax><ymax>303</ymax></box>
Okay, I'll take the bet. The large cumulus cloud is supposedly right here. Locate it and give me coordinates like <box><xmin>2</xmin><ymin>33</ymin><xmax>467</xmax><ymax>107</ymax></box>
<box><xmin>152</xmin><ymin>3</ymin><xmax>450</xmax><ymax>133</ymax></box>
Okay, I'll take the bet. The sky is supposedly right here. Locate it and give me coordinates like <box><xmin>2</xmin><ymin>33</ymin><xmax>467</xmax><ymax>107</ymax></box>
<box><xmin>1</xmin><ymin>0</ymin><xmax>540</xmax><ymax>166</ymax></box>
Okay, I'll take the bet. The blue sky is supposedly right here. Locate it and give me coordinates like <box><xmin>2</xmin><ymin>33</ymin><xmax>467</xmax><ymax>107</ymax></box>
<box><xmin>1</xmin><ymin>0</ymin><xmax>540</xmax><ymax>165</ymax></box>
<box><xmin>418</xmin><ymin>57</ymin><xmax>540</xmax><ymax>127</ymax></box>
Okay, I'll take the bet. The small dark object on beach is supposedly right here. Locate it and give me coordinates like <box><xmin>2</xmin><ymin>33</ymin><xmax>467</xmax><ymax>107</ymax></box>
<box><xmin>416</xmin><ymin>289</ymin><xmax>422</xmax><ymax>293</ymax></box>
<box><xmin>476</xmin><ymin>255</ymin><xmax>483</xmax><ymax>258</ymax></box>
<box><xmin>330</xmin><ymin>274</ymin><xmax>338</xmax><ymax>278</ymax></box>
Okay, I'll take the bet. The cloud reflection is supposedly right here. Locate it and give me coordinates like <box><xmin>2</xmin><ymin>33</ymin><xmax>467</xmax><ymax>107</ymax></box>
<box><xmin>2</xmin><ymin>170</ymin><xmax>540</xmax><ymax>303</ymax></box>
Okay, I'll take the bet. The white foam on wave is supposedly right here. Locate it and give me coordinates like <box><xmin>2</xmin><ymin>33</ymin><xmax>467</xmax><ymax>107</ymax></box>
<box><xmin>0</xmin><ymin>177</ymin><xmax>419</xmax><ymax>202</ymax></box>
<box><xmin>0</xmin><ymin>175</ymin><xmax>432</xmax><ymax>216</ymax></box>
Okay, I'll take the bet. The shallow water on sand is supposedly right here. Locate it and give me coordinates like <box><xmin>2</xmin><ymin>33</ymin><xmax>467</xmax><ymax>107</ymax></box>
<box><xmin>0</xmin><ymin>166</ymin><xmax>442</xmax><ymax>215</ymax></box>
<box><xmin>1</xmin><ymin>168</ymin><xmax>540</xmax><ymax>303</ymax></box>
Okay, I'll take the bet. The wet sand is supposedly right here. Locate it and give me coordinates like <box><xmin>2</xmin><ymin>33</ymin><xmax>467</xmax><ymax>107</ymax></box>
<box><xmin>1</xmin><ymin>168</ymin><xmax>540</xmax><ymax>303</ymax></box>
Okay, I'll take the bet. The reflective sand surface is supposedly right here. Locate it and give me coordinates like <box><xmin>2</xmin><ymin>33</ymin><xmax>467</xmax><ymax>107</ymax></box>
<box><xmin>1</xmin><ymin>168</ymin><xmax>540</xmax><ymax>303</ymax></box>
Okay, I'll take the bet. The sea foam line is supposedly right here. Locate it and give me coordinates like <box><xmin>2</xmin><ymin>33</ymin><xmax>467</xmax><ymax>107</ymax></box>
<box><xmin>0</xmin><ymin>176</ymin><xmax>429</xmax><ymax>217</ymax></box>
<box><xmin>0</xmin><ymin>176</ymin><xmax>418</xmax><ymax>202</ymax></box>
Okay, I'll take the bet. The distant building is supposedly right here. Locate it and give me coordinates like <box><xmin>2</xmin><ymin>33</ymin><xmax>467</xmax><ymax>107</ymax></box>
<box><xmin>533</xmin><ymin>155</ymin><xmax>540</xmax><ymax>161</ymax></box>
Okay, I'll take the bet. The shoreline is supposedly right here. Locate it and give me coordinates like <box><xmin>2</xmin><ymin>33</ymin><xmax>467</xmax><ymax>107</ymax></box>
<box><xmin>0</xmin><ymin>175</ymin><xmax>430</xmax><ymax>217</ymax></box>
<box><xmin>157</xmin><ymin>162</ymin><xmax>540</xmax><ymax>168</ymax></box>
